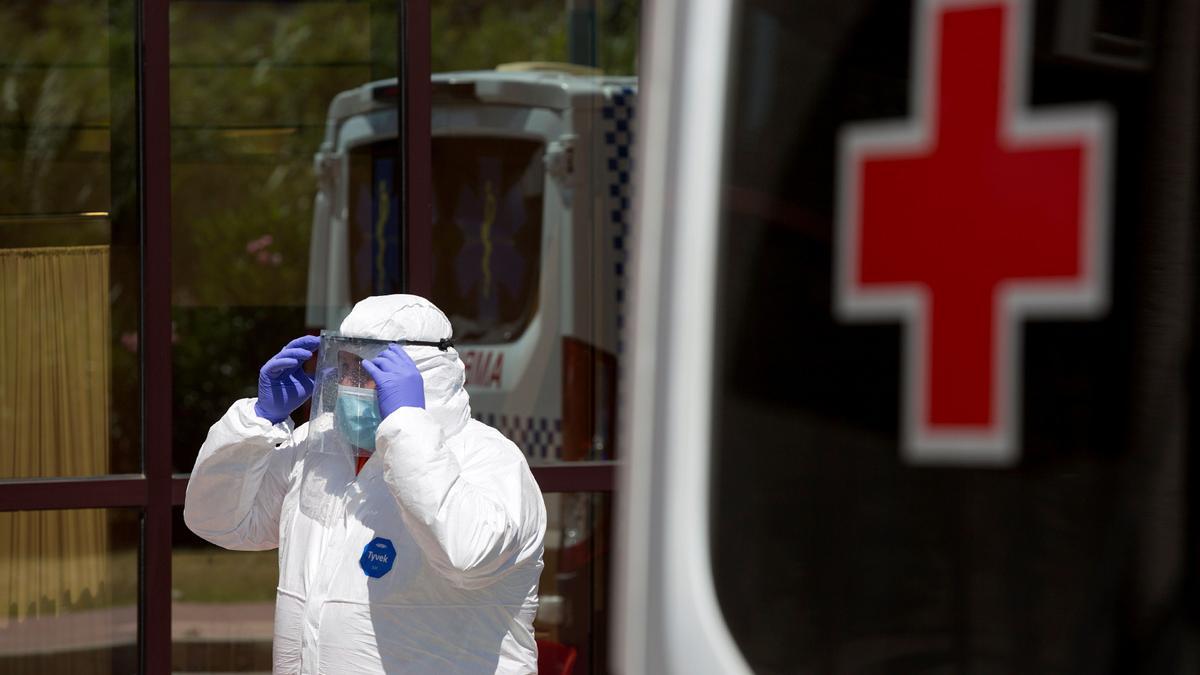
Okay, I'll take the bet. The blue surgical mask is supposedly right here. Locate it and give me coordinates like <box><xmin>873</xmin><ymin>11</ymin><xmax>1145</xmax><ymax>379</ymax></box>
<box><xmin>336</xmin><ymin>385</ymin><xmax>381</xmax><ymax>450</ymax></box>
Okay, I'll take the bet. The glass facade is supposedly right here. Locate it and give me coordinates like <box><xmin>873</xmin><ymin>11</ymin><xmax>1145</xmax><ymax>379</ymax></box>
<box><xmin>166</xmin><ymin>4</ymin><xmax>398</xmax><ymax>670</ymax></box>
<box><xmin>0</xmin><ymin>0</ymin><xmax>141</xmax><ymax>478</ymax></box>
<box><xmin>171</xmin><ymin>509</ymin><xmax>276</xmax><ymax>674</ymax></box>
<box><xmin>537</xmin><ymin>492</ymin><xmax>613</xmax><ymax>674</ymax></box>
<box><xmin>170</xmin><ymin>0</ymin><xmax>400</xmax><ymax>474</ymax></box>
<box><xmin>0</xmin><ymin>0</ymin><xmax>631</xmax><ymax>671</ymax></box>
<box><xmin>168</xmin><ymin>2</ymin><xmax>634</xmax><ymax>670</ymax></box>
<box><xmin>424</xmin><ymin>6</ymin><xmax>635</xmax><ymax>672</ymax></box>
<box><xmin>0</xmin><ymin>509</ymin><xmax>139</xmax><ymax>674</ymax></box>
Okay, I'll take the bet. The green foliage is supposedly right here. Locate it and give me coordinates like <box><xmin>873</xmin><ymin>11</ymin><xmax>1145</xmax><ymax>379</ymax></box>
<box><xmin>432</xmin><ymin>0</ymin><xmax>569</xmax><ymax>72</ymax></box>
<box><xmin>431</xmin><ymin>0</ymin><xmax>639</xmax><ymax>74</ymax></box>
<box><xmin>0</xmin><ymin>2</ymin><xmax>111</xmax><ymax>64</ymax></box>
<box><xmin>3</xmin><ymin>0</ymin><xmax>639</xmax><ymax>288</ymax></box>
<box><xmin>171</xmin><ymin>139</ymin><xmax>323</xmax><ymax>308</ymax></box>
<box><xmin>0</xmin><ymin>2</ymin><xmax>120</xmax><ymax>218</ymax></box>
<box><xmin>169</xmin><ymin>2</ymin><xmax>381</xmax><ymax>309</ymax></box>
<box><xmin>598</xmin><ymin>0</ymin><xmax>640</xmax><ymax>74</ymax></box>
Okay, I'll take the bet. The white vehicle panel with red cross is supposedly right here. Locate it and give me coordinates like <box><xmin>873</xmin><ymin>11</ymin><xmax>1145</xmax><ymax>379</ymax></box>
<box><xmin>835</xmin><ymin>0</ymin><xmax>1113</xmax><ymax>465</ymax></box>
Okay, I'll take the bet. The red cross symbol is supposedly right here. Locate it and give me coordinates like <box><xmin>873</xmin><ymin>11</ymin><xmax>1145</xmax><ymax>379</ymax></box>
<box><xmin>836</xmin><ymin>0</ymin><xmax>1112</xmax><ymax>465</ymax></box>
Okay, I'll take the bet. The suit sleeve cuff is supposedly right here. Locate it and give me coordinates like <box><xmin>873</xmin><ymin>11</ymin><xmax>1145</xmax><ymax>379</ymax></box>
<box><xmin>232</xmin><ymin>398</ymin><xmax>295</xmax><ymax>445</ymax></box>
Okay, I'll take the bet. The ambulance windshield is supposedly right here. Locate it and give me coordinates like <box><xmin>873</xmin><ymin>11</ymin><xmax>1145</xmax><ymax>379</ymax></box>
<box><xmin>429</xmin><ymin>136</ymin><xmax>544</xmax><ymax>344</ymax></box>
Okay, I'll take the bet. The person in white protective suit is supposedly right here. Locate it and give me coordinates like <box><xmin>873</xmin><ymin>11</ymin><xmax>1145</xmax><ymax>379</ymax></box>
<box><xmin>183</xmin><ymin>294</ymin><xmax>547</xmax><ymax>674</ymax></box>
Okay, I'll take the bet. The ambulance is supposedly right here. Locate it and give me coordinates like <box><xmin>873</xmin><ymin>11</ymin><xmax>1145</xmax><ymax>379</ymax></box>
<box><xmin>305</xmin><ymin>64</ymin><xmax>637</xmax><ymax>465</ymax></box>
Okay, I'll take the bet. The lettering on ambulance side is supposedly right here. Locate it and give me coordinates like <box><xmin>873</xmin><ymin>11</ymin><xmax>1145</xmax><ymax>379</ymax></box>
<box><xmin>835</xmin><ymin>0</ymin><xmax>1113</xmax><ymax>466</ymax></box>
<box><xmin>462</xmin><ymin>350</ymin><xmax>504</xmax><ymax>388</ymax></box>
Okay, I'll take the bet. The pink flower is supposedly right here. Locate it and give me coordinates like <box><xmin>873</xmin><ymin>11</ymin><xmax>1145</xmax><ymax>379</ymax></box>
<box><xmin>120</xmin><ymin>331</ymin><xmax>138</xmax><ymax>353</ymax></box>
<box><xmin>246</xmin><ymin>234</ymin><xmax>274</xmax><ymax>254</ymax></box>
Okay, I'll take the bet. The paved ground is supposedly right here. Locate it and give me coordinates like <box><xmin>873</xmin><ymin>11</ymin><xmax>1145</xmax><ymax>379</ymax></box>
<box><xmin>172</xmin><ymin>601</ymin><xmax>275</xmax><ymax>643</ymax></box>
<box><xmin>0</xmin><ymin>602</ymin><xmax>273</xmax><ymax>656</ymax></box>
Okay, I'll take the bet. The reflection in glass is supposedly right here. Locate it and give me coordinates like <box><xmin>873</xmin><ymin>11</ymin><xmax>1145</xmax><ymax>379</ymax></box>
<box><xmin>340</xmin><ymin>130</ymin><xmax>555</xmax><ymax>345</ymax></box>
<box><xmin>171</xmin><ymin>509</ymin><xmax>276</xmax><ymax>673</ymax></box>
<box><xmin>431</xmin><ymin>0</ymin><xmax>639</xmax><ymax>74</ymax></box>
<box><xmin>421</xmin><ymin>72</ymin><xmax>634</xmax><ymax>465</ymax></box>
<box><xmin>537</xmin><ymin>492</ymin><xmax>610</xmax><ymax>675</ymax></box>
<box><xmin>166</xmin><ymin>1</ymin><xmax>636</xmax><ymax>670</ymax></box>
<box><xmin>429</xmin><ymin>136</ymin><xmax>545</xmax><ymax>344</ymax></box>
<box><xmin>0</xmin><ymin>509</ymin><xmax>138</xmax><ymax>674</ymax></box>
<box><xmin>0</xmin><ymin>0</ymin><xmax>141</xmax><ymax>477</ymax></box>
<box><xmin>422</xmin><ymin>0</ymin><xmax>641</xmax><ymax>427</ymax></box>
<box><xmin>170</xmin><ymin>0</ymin><xmax>398</xmax><ymax>473</ymax></box>
<box><xmin>423</xmin><ymin>2</ymin><xmax>639</xmax><ymax>473</ymax></box>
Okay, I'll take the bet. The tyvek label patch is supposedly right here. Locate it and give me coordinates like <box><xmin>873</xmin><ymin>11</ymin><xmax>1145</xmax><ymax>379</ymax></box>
<box><xmin>360</xmin><ymin>537</ymin><xmax>396</xmax><ymax>578</ymax></box>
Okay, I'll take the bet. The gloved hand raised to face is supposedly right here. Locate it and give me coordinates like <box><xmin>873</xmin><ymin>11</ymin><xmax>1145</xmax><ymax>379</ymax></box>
<box><xmin>253</xmin><ymin>335</ymin><xmax>321</xmax><ymax>424</ymax></box>
<box><xmin>362</xmin><ymin>344</ymin><xmax>425</xmax><ymax>419</ymax></box>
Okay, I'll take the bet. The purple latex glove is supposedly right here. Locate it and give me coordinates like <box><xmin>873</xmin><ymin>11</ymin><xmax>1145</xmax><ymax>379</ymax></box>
<box><xmin>362</xmin><ymin>344</ymin><xmax>425</xmax><ymax>419</ymax></box>
<box><xmin>253</xmin><ymin>335</ymin><xmax>320</xmax><ymax>424</ymax></box>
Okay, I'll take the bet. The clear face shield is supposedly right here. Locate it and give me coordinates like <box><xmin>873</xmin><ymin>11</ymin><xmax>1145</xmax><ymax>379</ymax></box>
<box><xmin>300</xmin><ymin>331</ymin><xmax>453</xmax><ymax>525</ymax></box>
<box><xmin>299</xmin><ymin>332</ymin><xmax>390</xmax><ymax>524</ymax></box>
<box><xmin>310</xmin><ymin>332</ymin><xmax>391</xmax><ymax>452</ymax></box>
<box><xmin>300</xmin><ymin>331</ymin><xmax>388</xmax><ymax>521</ymax></box>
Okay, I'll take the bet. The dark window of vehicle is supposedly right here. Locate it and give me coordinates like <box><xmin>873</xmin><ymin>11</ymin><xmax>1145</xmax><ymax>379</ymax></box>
<box><xmin>429</xmin><ymin>135</ymin><xmax>544</xmax><ymax>344</ymax></box>
<box><xmin>348</xmin><ymin>142</ymin><xmax>403</xmax><ymax>299</ymax></box>
<box><xmin>709</xmin><ymin>0</ymin><xmax>1195</xmax><ymax>673</ymax></box>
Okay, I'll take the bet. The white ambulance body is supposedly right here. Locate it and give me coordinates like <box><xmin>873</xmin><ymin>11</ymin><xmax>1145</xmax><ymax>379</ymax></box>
<box><xmin>306</xmin><ymin>67</ymin><xmax>637</xmax><ymax>464</ymax></box>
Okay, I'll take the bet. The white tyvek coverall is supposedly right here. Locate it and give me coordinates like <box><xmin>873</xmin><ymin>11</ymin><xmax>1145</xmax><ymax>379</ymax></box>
<box><xmin>184</xmin><ymin>295</ymin><xmax>547</xmax><ymax>674</ymax></box>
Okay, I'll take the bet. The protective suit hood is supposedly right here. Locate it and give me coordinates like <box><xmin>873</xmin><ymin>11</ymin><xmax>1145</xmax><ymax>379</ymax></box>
<box><xmin>338</xmin><ymin>294</ymin><xmax>471</xmax><ymax>437</ymax></box>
